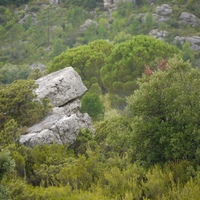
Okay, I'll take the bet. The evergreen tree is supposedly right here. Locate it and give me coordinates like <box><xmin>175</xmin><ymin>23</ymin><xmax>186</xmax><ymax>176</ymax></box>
<box><xmin>0</xmin><ymin>79</ymin><xmax>51</xmax><ymax>130</ymax></box>
<box><xmin>81</xmin><ymin>92</ymin><xmax>104</xmax><ymax>120</ymax></box>
<box><xmin>127</xmin><ymin>57</ymin><xmax>200</xmax><ymax>166</ymax></box>
<box><xmin>101</xmin><ymin>35</ymin><xmax>179</xmax><ymax>97</ymax></box>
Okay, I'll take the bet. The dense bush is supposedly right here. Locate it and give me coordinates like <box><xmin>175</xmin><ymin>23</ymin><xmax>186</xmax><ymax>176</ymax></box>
<box><xmin>0</xmin><ymin>0</ymin><xmax>29</xmax><ymax>6</ymax></box>
<box><xmin>0</xmin><ymin>64</ymin><xmax>31</xmax><ymax>84</ymax></box>
<box><xmin>1</xmin><ymin>1</ymin><xmax>200</xmax><ymax>199</ymax></box>
<box><xmin>0</xmin><ymin>80</ymin><xmax>51</xmax><ymax>131</ymax></box>
<box><xmin>127</xmin><ymin>57</ymin><xmax>200</xmax><ymax>166</ymax></box>
<box><xmin>81</xmin><ymin>92</ymin><xmax>104</xmax><ymax>120</ymax></box>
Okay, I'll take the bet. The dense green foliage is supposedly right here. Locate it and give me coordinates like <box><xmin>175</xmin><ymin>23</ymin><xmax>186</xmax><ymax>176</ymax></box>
<box><xmin>101</xmin><ymin>35</ymin><xmax>178</xmax><ymax>97</ymax></box>
<box><xmin>1</xmin><ymin>1</ymin><xmax>200</xmax><ymax>199</ymax></box>
<box><xmin>50</xmin><ymin>36</ymin><xmax>179</xmax><ymax>103</ymax></box>
<box><xmin>0</xmin><ymin>80</ymin><xmax>51</xmax><ymax>135</ymax></box>
<box><xmin>0</xmin><ymin>4</ymin><xmax>89</xmax><ymax>66</ymax></box>
<box><xmin>0</xmin><ymin>0</ymin><xmax>29</xmax><ymax>6</ymax></box>
<box><xmin>49</xmin><ymin>39</ymin><xmax>113</xmax><ymax>92</ymax></box>
<box><xmin>0</xmin><ymin>57</ymin><xmax>200</xmax><ymax>200</ymax></box>
<box><xmin>81</xmin><ymin>92</ymin><xmax>104</xmax><ymax>120</ymax></box>
<box><xmin>0</xmin><ymin>0</ymin><xmax>199</xmax><ymax>70</ymax></box>
<box><xmin>0</xmin><ymin>64</ymin><xmax>31</xmax><ymax>84</ymax></box>
<box><xmin>62</xmin><ymin>0</ymin><xmax>103</xmax><ymax>10</ymax></box>
<box><xmin>0</xmin><ymin>150</ymin><xmax>15</xmax><ymax>199</ymax></box>
<box><xmin>127</xmin><ymin>57</ymin><xmax>200</xmax><ymax>166</ymax></box>
<box><xmin>0</xmin><ymin>150</ymin><xmax>15</xmax><ymax>181</ymax></box>
<box><xmin>95</xmin><ymin>115</ymin><xmax>133</xmax><ymax>158</ymax></box>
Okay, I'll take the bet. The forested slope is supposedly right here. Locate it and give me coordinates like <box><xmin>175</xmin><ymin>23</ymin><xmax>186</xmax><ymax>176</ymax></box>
<box><xmin>1</xmin><ymin>0</ymin><xmax>200</xmax><ymax>199</ymax></box>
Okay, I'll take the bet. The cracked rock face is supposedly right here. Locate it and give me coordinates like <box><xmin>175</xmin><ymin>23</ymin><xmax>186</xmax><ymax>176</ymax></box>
<box><xmin>103</xmin><ymin>0</ymin><xmax>135</xmax><ymax>10</ymax></box>
<box><xmin>20</xmin><ymin>67</ymin><xmax>94</xmax><ymax>147</ymax></box>
<box><xmin>156</xmin><ymin>4</ymin><xmax>172</xmax><ymax>16</ymax></box>
<box><xmin>149</xmin><ymin>29</ymin><xmax>168</xmax><ymax>40</ymax></box>
<box><xmin>174</xmin><ymin>36</ymin><xmax>200</xmax><ymax>51</ymax></box>
<box><xmin>35</xmin><ymin>66</ymin><xmax>87</xmax><ymax>107</ymax></box>
<box><xmin>79</xmin><ymin>19</ymin><xmax>98</xmax><ymax>32</ymax></box>
<box><xmin>179</xmin><ymin>12</ymin><xmax>200</xmax><ymax>27</ymax></box>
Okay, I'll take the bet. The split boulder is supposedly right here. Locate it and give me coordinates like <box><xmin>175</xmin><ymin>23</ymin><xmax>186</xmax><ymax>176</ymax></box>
<box><xmin>20</xmin><ymin>67</ymin><xmax>94</xmax><ymax>147</ymax></box>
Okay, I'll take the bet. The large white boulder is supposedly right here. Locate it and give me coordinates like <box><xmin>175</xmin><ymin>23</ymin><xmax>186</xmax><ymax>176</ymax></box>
<box><xmin>156</xmin><ymin>4</ymin><xmax>172</xmax><ymax>16</ymax></box>
<box><xmin>148</xmin><ymin>29</ymin><xmax>168</xmax><ymax>40</ymax></box>
<box><xmin>20</xmin><ymin>67</ymin><xmax>94</xmax><ymax>147</ymax></box>
<box><xmin>35</xmin><ymin>67</ymin><xmax>87</xmax><ymax>107</ymax></box>
<box><xmin>155</xmin><ymin>4</ymin><xmax>172</xmax><ymax>22</ymax></box>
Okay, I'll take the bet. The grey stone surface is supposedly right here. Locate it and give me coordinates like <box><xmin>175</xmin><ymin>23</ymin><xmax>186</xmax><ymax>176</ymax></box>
<box><xmin>155</xmin><ymin>4</ymin><xmax>172</xmax><ymax>22</ymax></box>
<box><xmin>157</xmin><ymin>15</ymin><xmax>170</xmax><ymax>22</ymax></box>
<box><xmin>156</xmin><ymin>4</ymin><xmax>172</xmax><ymax>16</ymax></box>
<box><xmin>30</xmin><ymin>63</ymin><xmax>46</xmax><ymax>72</ymax></box>
<box><xmin>35</xmin><ymin>66</ymin><xmax>87</xmax><ymax>107</ymax></box>
<box><xmin>103</xmin><ymin>0</ymin><xmax>135</xmax><ymax>10</ymax></box>
<box><xmin>49</xmin><ymin>0</ymin><xmax>60</xmax><ymax>5</ymax></box>
<box><xmin>20</xmin><ymin>111</ymin><xmax>93</xmax><ymax>147</ymax></box>
<box><xmin>179</xmin><ymin>12</ymin><xmax>200</xmax><ymax>27</ymax></box>
<box><xmin>149</xmin><ymin>29</ymin><xmax>168</xmax><ymax>40</ymax></box>
<box><xmin>174</xmin><ymin>36</ymin><xmax>200</xmax><ymax>51</ymax></box>
<box><xmin>20</xmin><ymin>67</ymin><xmax>93</xmax><ymax>147</ymax></box>
<box><xmin>80</xmin><ymin>19</ymin><xmax>98</xmax><ymax>32</ymax></box>
<box><xmin>103</xmin><ymin>0</ymin><xmax>115</xmax><ymax>9</ymax></box>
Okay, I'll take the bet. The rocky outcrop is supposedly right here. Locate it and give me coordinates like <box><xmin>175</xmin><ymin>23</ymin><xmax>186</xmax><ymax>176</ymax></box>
<box><xmin>155</xmin><ymin>4</ymin><xmax>172</xmax><ymax>22</ymax></box>
<box><xmin>19</xmin><ymin>13</ymin><xmax>37</xmax><ymax>25</ymax></box>
<box><xmin>49</xmin><ymin>0</ymin><xmax>60</xmax><ymax>5</ymax></box>
<box><xmin>103</xmin><ymin>0</ymin><xmax>115</xmax><ymax>10</ymax></box>
<box><xmin>18</xmin><ymin>5</ymin><xmax>38</xmax><ymax>25</ymax></box>
<box><xmin>20</xmin><ymin>67</ymin><xmax>94</xmax><ymax>147</ymax></box>
<box><xmin>174</xmin><ymin>36</ymin><xmax>200</xmax><ymax>51</ymax></box>
<box><xmin>148</xmin><ymin>29</ymin><xmax>168</xmax><ymax>40</ymax></box>
<box><xmin>179</xmin><ymin>12</ymin><xmax>200</xmax><ymax>27</ymax></box>
<box><xmin>103</xmin><ymin>0</ymin><xmax>135</xmax><ymax>10</ymax></box>
<box><xmin>30</xmin><ymin>63</ymin><xmax>46</xmax><ymax>72</ymax></box>
<box><xmin>79</xmin><ymin>19</ymin><xmax>98</xmax><ymax>32</ymax></box>
<box><xmin>35</xmin><ymin>67</ymin><xmax>87</xmax><ymax>107</ymax></box>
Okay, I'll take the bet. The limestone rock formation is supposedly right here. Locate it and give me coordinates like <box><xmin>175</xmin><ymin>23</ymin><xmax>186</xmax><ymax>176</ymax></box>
<box><xmin>49</xmin><ymin>0</ymin><xmax>60</xmax><ymax>5</ymax></box>
<box><xmin>103</xmin><ymin>0</ymin><xmax>135</xmax><ymax>10</ymax></box>
<box><xmin>19</xmin><ymin>13</ymin><xmax>37</xmax><ymax>25</ymax></box>
<box><xmin>79</xmin><ymin>19</ymin><xmax>98</xmax><ymax>32</ymax></box>
<box><xmin>174</xmin><ymin>36</ymin><xmax>200</xmax><ymax>51</ymax></box>
<box><xmin>155</xmin><ymin>4</ymin><xmax>172</xmax><ymax>22</ymax></box>
<box><xmin>156</xmin><ymin>4</ymin><xmax>172</xmax><ymax>16</ymax></box>
<box><xmin>103</xmin><ymin>0</ymin><xmax>115</xmax><ymax>10</ymax></box>
<box><xmin>20</xmin><ymin>67</ymin><xmax>94</xmax><ymax>147</ymax></box>
<box><xmin>35</xmin><ymin>66</ymin><xmax>87</xmax><ymax>107</ymax></box>
<box><xmin>30</xmin><ymin>63</ymin><xmax>46</xmax><ymax>72</ymax></box>
<box><xmin>148</xmin><ymin>29</ymin><xmax>168</xmax><ymax>40</ymax></box>
<box><xmin>179</xmin><ymin>12</ymin><xmax>200</xmax><ymax>27</ymax></box>
<box><xmin>114</xmin><ymin>0</ymin><xmax>135</xmax><ymax>4</ymax></box>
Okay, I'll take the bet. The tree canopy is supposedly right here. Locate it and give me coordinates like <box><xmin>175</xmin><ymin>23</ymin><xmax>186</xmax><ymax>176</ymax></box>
<box><xmin>0</xmin><ymin>64</ymin><xmax>31</xmax><ymax>84</ymax></box>
<box><xmin>127</xmin><ymin>57</ymin><xmax>200</xmax><ymax>166</ymax></box>
<box><xmin>101</xmin><ymin>35</ymin><xmax>179</xmax><ymax>97</ymax></box>
<box><xmin>0</xmin><ymin>0</ymin><xmax>29</xmax><ymax>6</ymax></box>
<box><xmin>0</xmin><ymin>79</ymin><xmax>51</xmax><ymax>130</ymax></box>
<box><xmin>48</xmin><ymin>40</ymin><xmax>113</xmax><ymax>92</ymax></box>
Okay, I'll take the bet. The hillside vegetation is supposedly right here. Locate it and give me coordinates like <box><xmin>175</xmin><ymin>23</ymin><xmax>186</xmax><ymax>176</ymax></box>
<box><xmin>1</xmin><ymin>0</ymin><xmax>200</xmax><ymax>199</ymax></box>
